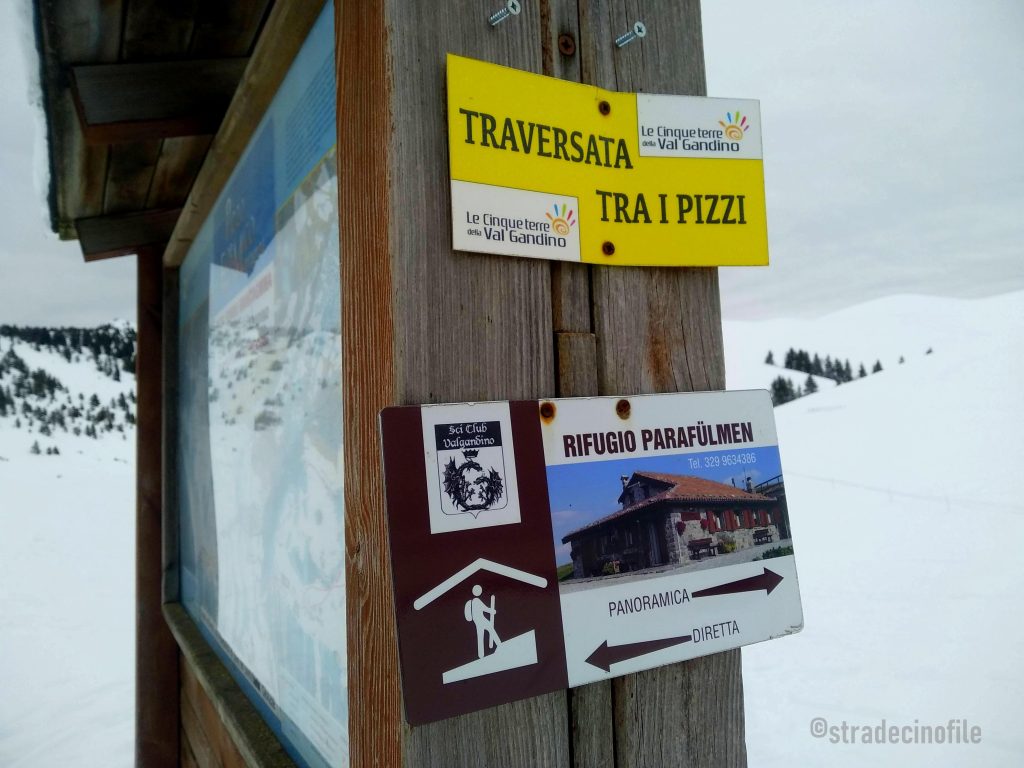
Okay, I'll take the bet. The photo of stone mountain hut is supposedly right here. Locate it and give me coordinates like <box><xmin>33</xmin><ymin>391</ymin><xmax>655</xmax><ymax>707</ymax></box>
<box><xmin>561</xmin><ymin>471</ymin><xmax>791</xmax><ymax>579</ymax></box>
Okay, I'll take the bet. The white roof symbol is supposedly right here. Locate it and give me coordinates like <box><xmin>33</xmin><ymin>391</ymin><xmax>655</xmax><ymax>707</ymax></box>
<box><xmin>413</xmin><ymin>558</ymin><xmax>548</xmax><ymax>611</ymax></box>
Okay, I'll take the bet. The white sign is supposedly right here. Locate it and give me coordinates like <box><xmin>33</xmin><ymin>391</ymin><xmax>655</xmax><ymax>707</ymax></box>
<box><xmin>381</xmin><ymin>390</ymin><xmax>803</xmax><ymax>725</ymax></box>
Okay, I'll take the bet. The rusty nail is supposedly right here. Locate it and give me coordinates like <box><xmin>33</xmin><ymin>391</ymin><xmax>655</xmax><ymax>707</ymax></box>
<box><xmin>602</xmin><ymin>241</ymin><xmax>615</xmax><ymax>256</ymax></box>
<box><xmin>598</xmin><ymin>100</ymin><xmax>611</xmax><ymax>115</ymax></box>
<box><xmin>539</xmin><ymin>401</ymin><xmax>556</xmax><ymax>422</ymax></box>
<box><xmin>615</xmin><ymin>399</ymin><xmax>631</xmax><ymax>419</ymax></box>
<box><xmin>558</xmin><ymin>34</ymin><xmax>576</xmax><ymax>56</ymax></box>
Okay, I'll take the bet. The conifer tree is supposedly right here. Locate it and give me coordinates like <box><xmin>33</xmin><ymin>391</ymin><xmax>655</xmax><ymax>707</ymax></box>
<box><xmin>770</xmin><ymin>376</ymin><xmax>798</xmax><ymax>406</ymax></box>
<box><xmin>804</xmin><ymin>374</ymin><xmax>818</xmax><ymax>394</ymax></box>
<box><xmin>765</xmin><ymin>351</ymin><xmax>775</xmax><ymax>365</ymax></box>
<box><xmin>858</xmin><ymin>363</ymin><xmax>867</xmax><ymax>378</ymax></box>
<box><xmin>872</xmin><ymin>360</ymin><xmax>883</xmax><ymax>373</ymax></box>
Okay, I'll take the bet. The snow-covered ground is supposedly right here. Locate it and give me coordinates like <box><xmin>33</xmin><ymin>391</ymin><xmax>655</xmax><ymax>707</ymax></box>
<box><xmin>1</xmin><ymin>290</ymin><xmax>1022</xmax><ymax>767</ymax></box>
<box><xmin>731</xmin><ymin>290</ymin><xmax>1024</xmax><ymax>766</ymax></box>
<box><xmin>0</xmin><ymin>333</ymin><xmax>134</xmax><ymax>768</ymax></box>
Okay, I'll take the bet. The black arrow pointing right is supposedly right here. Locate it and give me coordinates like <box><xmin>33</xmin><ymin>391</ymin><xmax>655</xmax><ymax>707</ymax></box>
<box><xmin>692</xmin><ymin>567</ymin><xmax>783</xmax><ymax>599</ymax></box>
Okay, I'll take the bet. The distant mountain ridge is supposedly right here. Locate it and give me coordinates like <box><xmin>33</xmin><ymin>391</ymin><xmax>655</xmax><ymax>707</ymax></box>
<box><xmin>0</xmin><ymin>323</ymin><xmax>136</xmax><ymax>456</ymax></box>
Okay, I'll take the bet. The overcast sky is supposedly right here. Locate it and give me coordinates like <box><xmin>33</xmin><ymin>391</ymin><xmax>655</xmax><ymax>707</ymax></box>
<box><xmin>0</xmin><ymin>1</ymin><xmax>1020</xmax><ymax>326</ymax></box>
<box><xmin>703</xmin><ymin>0</ymin><xmax>1024</xmax><ymax>318</ymax></box>
<box><xmin>1</xmin><ymin>2</ymin><xmax>136</xmax><ymax>326</ymax></box>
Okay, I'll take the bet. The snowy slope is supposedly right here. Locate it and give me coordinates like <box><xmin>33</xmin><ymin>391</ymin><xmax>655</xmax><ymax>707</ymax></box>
<box><xmin>0</xmin><ymin>329</ymin><xmax>134</xmax><ymax>768</ymax></box>
<box><xmin>1</xmin><ymin>291</ymin><xmax>1022</xmax><ymax>768</ymax></box>
<box><xmin>726</xmin><ymin>361</ymin><xmax>838</xmax><ymax>395</ymax></box>
<box><xmin>722</xmin><ymin>292</ymin><xmax>995</xmax><ymax>393</ymax></box>
<box><xmin>736</xmin><ymin>290</ymin><xmax>1024</xmax><ymax>766</ymax></box>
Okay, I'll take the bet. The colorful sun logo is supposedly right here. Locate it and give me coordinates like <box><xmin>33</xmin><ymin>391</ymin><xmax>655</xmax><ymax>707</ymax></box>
<box><xmin>546</xmin><ymin>203</ymin><xmax>576</xmax><ymax>236</ymax></box>
<box><xmin>718</xmin><ymin>112</ymin><xmax>749</xmax><ymax>141</ymax></box>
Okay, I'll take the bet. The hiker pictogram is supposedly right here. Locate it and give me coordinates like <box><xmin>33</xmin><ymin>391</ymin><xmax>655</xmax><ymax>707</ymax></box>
<box><xmin>413</xmin><ymin>558</ymin><xmax>546</xmax><ymax>684</ymax></box>
<box><xmin>465</xmin><ymin>585</ymin><xmax>502</xmax><ymax>658</ymax></box>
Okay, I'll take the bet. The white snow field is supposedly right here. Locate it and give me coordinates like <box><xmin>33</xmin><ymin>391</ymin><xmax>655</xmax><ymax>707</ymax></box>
<box><xmin>729</xmin><ymin>290</ymin><xmax>1024</xmax><ymax>767</ymax></box>
<box><xmin>0</xmin><ymin>333</ymin><xmax>134</xmax><ymax>768</ymax></box>
<box><xmin>1</xmin><ymin>290</ymin><xmax>1022</xmax><ymax>767</ymax></box>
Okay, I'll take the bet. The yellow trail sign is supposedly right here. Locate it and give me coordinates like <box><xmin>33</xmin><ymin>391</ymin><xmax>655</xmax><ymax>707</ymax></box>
<box><xmin>447</xmin><ymin>54</ymin><xmax>769</xmax><ymax>268</ymax></box>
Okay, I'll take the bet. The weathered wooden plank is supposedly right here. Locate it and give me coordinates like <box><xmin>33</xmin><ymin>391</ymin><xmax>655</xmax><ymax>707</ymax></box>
<box><xmin>189</xmin><ymin>0</ymin><xmax>273</xmax><ymax>57</ymax></box>
<box><xmin>122</xmin><ymin>0</ymin><xmax>198</xmax><ymax>60</ymax></box>
<box><xmin>335</xmin><ymin>0</ymin><xmax>399</xmax><ymax>765</ymax></box>
<box><xmin>541</xmin><ymin>7</ymin><xmax>610</xmax><ymax>761</ymax></box>
<box><xmin>387</xmin><ymin>0</ymin><xmax>563</xmax><ymax>756</ymax></box>
<box><xmin>136</xmin><ymin>248</ymin><xmax>180</xmax><ymax>768</ymax></box>
<box><xmin>181</xmin><ymin>723</ymin><xmax>202</xmax><ymax>768</ymax></box>
<box><xmin>75</xmin><ymin>207</ymin><xmax>180</xmax><ymax>261</ymax></box>
<box><xmin>71</xmin><ymin>59</ymin><xmax>247</xmax><ymax>144</ymax></box>
<box><xmin>164</xmin><ymin>603</ymin><xmax>298</xmax><ymax>768</ymax></box>
<box><xmin>553</xmin><ymin>331</ymin><xmax>615</xmax><ymax>768</ymax></box>
<box><xmin>570</xmin><ymin>681</ymin><xmax>614</xmax><ymax>768</ymax></box>
<box><xmin>162</xmin><ymin>266</ymin><xmax>181</xmax><ymax>604</ymax></box>
<box><xmin>103</xmin><ymin>140</ymin><xmax>163</xmax><ymax>214</ymax></box>
<box><xmin>148</xmin><ymin>136</ymin><xmax>214</xmax><ymax>210</ymax></box>
<box><xmin>182</xmin><ymin>659</ymin><xmax>247</xmax><ymax>768</ymax></box>
<box><xmin>35</xmin><ymin>0</ymin><xmax>123</xmax><ymax>236</ymax></box>
<box><xmin>614</xmin><ymin>651</ymin><xmax>747</xmax><ymax>768</ymax></box>
<box><xmin>340</xmin><ymin>0</ymin><xmax>569</xmax><ymax>765</ymax></box>
<box><xmin>181</xmin><ymin>683</ymin><xmax>222</xmax><ymax>768</ymax></box>
<box><xmin>544</xmin><ymin>0</ymin><xmax>593</xmax><ymax>335</ymax></box>
<box><xmin>556</xmin><ymin>332</ymin><xmax>598</xmax><ymax>398</ymax></box>
<box><xmin>576</xmin><ymin>2</ymin><xmax>745</xmax><ymax>766</ymax></box>
<box><xmin>164</xmin><ymin>0</ymin><xmax>327</xmax><ymax>267</ymax></box>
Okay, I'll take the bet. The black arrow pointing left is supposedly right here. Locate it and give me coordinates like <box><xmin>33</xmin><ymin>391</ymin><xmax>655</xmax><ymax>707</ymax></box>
<box><xmin>585</xmin><ymin>635</ymin><xmax>693</xmax><ymax>673</ymax></box>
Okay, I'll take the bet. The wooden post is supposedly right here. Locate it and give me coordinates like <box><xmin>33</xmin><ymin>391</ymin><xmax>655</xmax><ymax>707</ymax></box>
<box><xmin>339</xmin><ymin>1</ymin><xmax>745</xmax><ymax>765</ymax></box>
<box><xmin>136</xmin><ymin>247</ymin><xmax>179</xmax><ymax>767</ymax></box>
<box><xmin>577</xmin><ymin>4</ymin><xmax>747</xmax><ymax>767</ymax></box>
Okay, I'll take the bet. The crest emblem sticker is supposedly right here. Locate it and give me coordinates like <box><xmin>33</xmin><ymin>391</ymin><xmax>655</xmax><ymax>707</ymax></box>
<box><xmin>421</xmin><ymin>404</ymin><xmax>521</xmax><ymax>533</ymax></box>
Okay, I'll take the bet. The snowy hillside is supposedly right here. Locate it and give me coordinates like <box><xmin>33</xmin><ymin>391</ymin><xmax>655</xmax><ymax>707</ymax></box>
<box><xmin>1</xmin><ymin>291</ymin><xmax>1022</xmax><ymax>767</ymax></box>
<box><xmin>722</xmin><ymin>293</ymin><xmax>987</xmax><ymax>393</ymax></box>
<box><xmin>0</xmin><ymin>323</ymin><xmax>136</xmax><ymax>459</ymax></box>
<box><xmin>0</xmin><ymin>323</ymin><xmax>135</xmax><ymax>768</ymax></box>
<box><xmin>734</xmin><ymin>290</ymin><xmax>1024</xmax><ymax>767</ymax></box>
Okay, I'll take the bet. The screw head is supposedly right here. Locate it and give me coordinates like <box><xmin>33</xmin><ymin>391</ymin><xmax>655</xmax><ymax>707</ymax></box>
<box><xmin>633</xmin><ymin>22</ymin><xmax>647</xmax><ymax>38</ymax></box>
<box><xmin>602</xmin><ymin>241</ymin><xmax>615</xmax><ymax>256</ymax></box>
<box><xmin>598</xmin><ymin>100</ymin><xmax>611</xmax><ymax>115</ymax></box>
<box><xmin>558</xmin><ymin>33</ymin><xmax>576</xmax><ymax>56</ymax></box>
<box><xmin>615</xmin><ymin>399</ymin><xmax>631</xmax><ymax>419</ymax></box>
<box><xmin>507</xmin><ymin>0</ymin><xmax>521</xmax><ymax>15</ymax></box>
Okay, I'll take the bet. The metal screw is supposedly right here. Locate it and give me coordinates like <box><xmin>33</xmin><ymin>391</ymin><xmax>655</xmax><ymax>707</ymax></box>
<box><xmin>614</xmin><ymin>21</ymin><xmax>647</xmax><ymax>48</ymax></box>
<box><xmin>602</xmin><ymin>241</ymin><xmax>616</xmax><ymax>256</ymax></box>
<box><xmin>489</xmin><ymin>0</ymin><xmax>522</xmax><ymax>26</ymax></box>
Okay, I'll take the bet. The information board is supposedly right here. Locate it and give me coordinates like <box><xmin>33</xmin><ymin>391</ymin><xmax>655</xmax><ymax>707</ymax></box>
<box><xmin>178</xmin><ymin>5</ymin><xmax>348</xmax><ymax>766</ymax></box>
<box><xmin>448</xmin><ymin>54</ymin><xmax>769</xmax><ymax>267</ymax></box>
<box><xmin>380</xmin><ymin>391</ymin><xmax>802</xmax><ymax>725</ymax></box>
